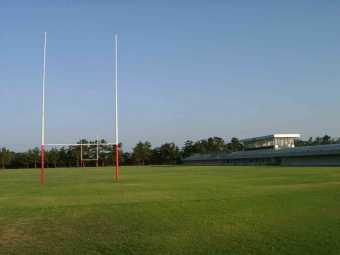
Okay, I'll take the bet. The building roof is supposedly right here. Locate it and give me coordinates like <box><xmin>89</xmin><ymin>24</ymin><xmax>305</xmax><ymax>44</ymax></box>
<box><xmin>241</xmin><ymin>134</ymin><xmax>301</xmax><ymax>143</ymax></box>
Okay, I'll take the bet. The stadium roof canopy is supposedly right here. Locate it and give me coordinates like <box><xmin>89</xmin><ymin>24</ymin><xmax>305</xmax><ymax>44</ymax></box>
<box><xmin>184</xmin><ymin>143</ymin><xmax>340</xmax><ymax>162</ymax></box>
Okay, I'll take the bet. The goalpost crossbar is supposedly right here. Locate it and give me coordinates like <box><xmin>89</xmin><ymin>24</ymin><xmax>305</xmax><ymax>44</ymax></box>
<box><xmin>45</xmin><ymin>143</ymin><xmax>116</xmax><ymax>147</ymax></box>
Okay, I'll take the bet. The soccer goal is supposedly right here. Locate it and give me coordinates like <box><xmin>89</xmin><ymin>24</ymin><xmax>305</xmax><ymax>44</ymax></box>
<box><xmin>40</xmin><ymin>32</ymin><xmax>120</xmax><ymax>185</ymax></box>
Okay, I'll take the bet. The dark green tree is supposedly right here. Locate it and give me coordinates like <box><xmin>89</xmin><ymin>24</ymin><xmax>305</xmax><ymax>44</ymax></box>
<box><xmin>132</xmin><ymin>141</ymin><xmax>152</xmax><ymax>165</ymax></box>
<box><xmin>226</xmin><ymin>137</ymin><xmax>243</xmax><ymax>152</ymax></box>
<box><xmin>0</xmin><ymin>147</ymin><xmax>12</xmax><ymax>169</ymax></box>
<box><xmin>182</xmin><ymin>140</ymin><xmax>195</xmax><ymax>158</ymax></box>
<box><xmin>159</xmin><ymin>143</ymin><xmax>179</xmax><ymax>163</ymax></box>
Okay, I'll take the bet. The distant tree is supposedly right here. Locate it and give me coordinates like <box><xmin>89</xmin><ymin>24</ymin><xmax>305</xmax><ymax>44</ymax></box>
<box><xmin>12</xmin><ymin>152</ymin><xmax>30</xmax><ymax>168</ymax></box>
<box><xmin>159</xmin><ymin>142</ymin><xmax>179</xmax><ymax>163</ymax></box>
<box><xmin>132</xmin><ymin>141</ymin><xmax>152</xmax><ymax>165</ymax></box>
<box><xmin>26</xmin><ymin>147</ymin><xmax>40</xmax><ymax>168</ymax></box>
<box><xmin>182</xmin><ymin>140</ymin><xmax>195</xmax><ymax>158</ymax></box>
<box><xmin>122</xmin><ymin>152</ymin><xmax>133</xmax><ymax>165</ymax></box>
<box><xmin>193</xmin><ymin>140</ymin><xmax>208</xmax><ymax>154</ymax></box>
<box><xmin>150</xmin><ymin>147</ymin><xmax>162</xmax><ymax>164</ymax></box>
<box><xmin>296</xmin><ymin>135</ymin><xmax>338</xmax><ymax>147</ymax></box>
<box><xmin>99</xmin><ymin>145</ymin><xmax>109</xmax><ymax>167</ymax></box>
<box><xmin>315</xmin><ymin>136</ymin><xmax>322</xmax><ymax>145</ymax></box>
<box><xmin>307</xmin><ymin>137</ymin><xmax>313</xmax><ymax>145</ymax></box>
<box><xmin>207</xmin><ymin>137</ymin><xmax>225</xmax><ymax>152</ymax></box>
<box><xmin>33</xmin><ymin>147</ymin><xmax>40</xmax><ymax>168</ymax></box>
<box><xmin>58</xmin><ymin>147</ymin><xmax>68</xmax><ymax>167</ymax></box>
<box><xmin>0</xmin><ymin>147</ymin><xmax>12</xmax><ymax>169</ymax></box>
<box><xmin>322</xmin><ymin>135</ymin><xmax>332</xmax><ymax>144</ymax></box>
<box><xmin>48</xmin><ymin>148</ymin><xmax>59</xmax><ymax>168</ymax></box>
<box><xmin>226</xmin><ymin>137</ymin><xmax>243</xmax><ymax>152</ymax></box>
<box><xmin>27</xmin><ymin>149</ymin><xmax>34</xmax><ymax>168</ymax></box>
<box><xmin>68</xmin><ymin>146</ymin><xmax>80</xmax><ymax>167</ymax></box>
<box><xmin>190</xmin><ymin>137</ymin><xmax>227</xmax><ymax>154</ymax></box>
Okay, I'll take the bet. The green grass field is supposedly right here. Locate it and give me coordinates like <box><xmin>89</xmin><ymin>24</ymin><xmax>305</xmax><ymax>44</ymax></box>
<box><xmin>1</xmin><ymin>166</ymin><xmax>340</xmax><ymax>255</ymax></box>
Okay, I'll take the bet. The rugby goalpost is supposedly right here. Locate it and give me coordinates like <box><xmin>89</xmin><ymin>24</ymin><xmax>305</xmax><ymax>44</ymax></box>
<box><xmin>40</xmin><ymin>32</ymin><xmax>120</xmax><ymax>185</ymax></box>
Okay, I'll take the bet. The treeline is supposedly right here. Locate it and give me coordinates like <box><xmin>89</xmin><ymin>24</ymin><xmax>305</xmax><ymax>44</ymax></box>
<box><xmin>0</xmin><ymin>137</ymin><xmax>243</xmax><ymax>169</ymax></box>
<box><xmin>0</xmin><ymin>135</ymin><xmax>339</xmax><ymax>169</ymax></box>
<box><xmin>295</xmin><ymin>135</ymin><xmax>340</xmax><ymax>147</ymax></box>
<box><xmin>131</xmin><ymin>137</ymin><xmax>243</xmax><ymax>165</ymax></box>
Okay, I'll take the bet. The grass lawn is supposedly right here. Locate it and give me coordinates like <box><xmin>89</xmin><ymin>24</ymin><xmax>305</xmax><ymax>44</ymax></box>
<box><xmin>0</xmin><ymin>165</ymin><xmax>340</xmax><ymax>255</ymax></box>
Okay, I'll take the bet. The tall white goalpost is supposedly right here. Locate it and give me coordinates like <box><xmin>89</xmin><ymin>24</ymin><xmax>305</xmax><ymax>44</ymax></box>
<box><xmin>114</xmin><ymin>34</ymin><xmax>119</xmax><ymax>181</ymax></box>
<box><xmin>40</xmin><ymin>32</ymin><xmax>120</xmax><ymax>185</ymax></box>
<box><xmin>40</xmin><ymin>32</ymin><xmax>47</xmax><ymax>185</ymax></box>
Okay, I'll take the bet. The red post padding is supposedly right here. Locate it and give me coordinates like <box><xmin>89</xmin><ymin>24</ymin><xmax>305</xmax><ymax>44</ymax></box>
<box><xmin>116</xmin><ymin>144</ymin><xmax>119</xmax><ymax>181</ymax></box>
<box><xmin>40</xmin><ymin>144</ymin><xmax>45</xmax><ymax>185</ymax></box>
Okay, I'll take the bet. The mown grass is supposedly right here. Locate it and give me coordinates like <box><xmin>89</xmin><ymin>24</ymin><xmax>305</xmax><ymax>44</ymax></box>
<box><xmin>0</xmin><ymin>165</ymin><xmax>340</xmax><ymax>255</ymax></box>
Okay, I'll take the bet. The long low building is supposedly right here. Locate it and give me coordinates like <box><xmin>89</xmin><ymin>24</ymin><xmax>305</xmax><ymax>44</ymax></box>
<box><xmin>183</xmin><ymin>134</ymin><xmax>340</xmax><ymax>166</ymax></box>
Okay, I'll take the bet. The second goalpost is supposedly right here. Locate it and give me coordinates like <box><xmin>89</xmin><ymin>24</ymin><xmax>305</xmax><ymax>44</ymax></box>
<box><xmin>40</xmin><ymin>33</ymin><xmax>120</xmax><ymax>185</ymax></box>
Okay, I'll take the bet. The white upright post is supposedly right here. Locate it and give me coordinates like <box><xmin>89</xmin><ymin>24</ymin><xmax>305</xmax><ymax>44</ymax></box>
<box><xmin>96</xmin><ymin>136</ymin><xmax>99</xmax><ymax>167</ymax></box>
<box><xmin>41</xmin><ymin>32</ymin><xmax>47</xmax><ymax>185</ymax></box>
<box><xmin>114</xmin><ymin>34</ymin><xmax>119</xmax><ymax>181</ymax></box>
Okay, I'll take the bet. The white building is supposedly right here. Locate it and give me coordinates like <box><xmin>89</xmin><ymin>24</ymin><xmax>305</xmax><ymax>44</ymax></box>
<box><xmin>241</xmin><ymin>134</ymin><xmax>301</xmax><ymax>151</ymax></box>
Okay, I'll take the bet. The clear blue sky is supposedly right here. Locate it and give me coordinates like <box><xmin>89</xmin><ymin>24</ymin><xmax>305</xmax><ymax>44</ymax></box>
<box><xmin>1</xmin><ymin>1</ymin><xmax>340</xmax><ymax>151</ymax></box>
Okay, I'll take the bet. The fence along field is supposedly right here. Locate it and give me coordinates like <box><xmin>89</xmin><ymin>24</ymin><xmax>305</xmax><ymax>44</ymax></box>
<box><xmin>1</xmin><ymin>165</ymin><xmax>340</xmax><ymax>255</ymax></box>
